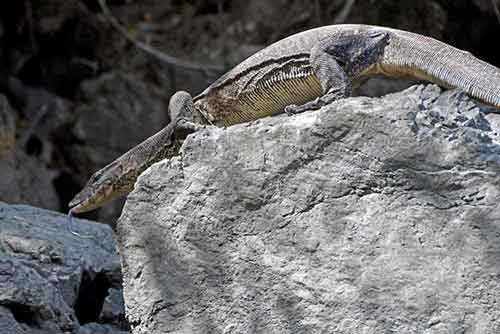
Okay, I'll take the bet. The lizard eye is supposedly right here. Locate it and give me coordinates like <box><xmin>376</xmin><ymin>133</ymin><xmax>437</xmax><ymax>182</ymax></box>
<box><xmin>89</xmin><ymin>171</ymin><xmax>102</xmax><ymax>183</ymax></box>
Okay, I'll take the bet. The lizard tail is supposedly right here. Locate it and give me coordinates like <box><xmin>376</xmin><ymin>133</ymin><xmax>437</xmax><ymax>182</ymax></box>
<box><xmin>386</xmin><ymin>30</ymin><xmax>500</xmax><ymax>108</ymax></box>
<box><xmin>434</xmin><ymin>48</ymin><xmax>500</xmax><ymax>108</ymax></box>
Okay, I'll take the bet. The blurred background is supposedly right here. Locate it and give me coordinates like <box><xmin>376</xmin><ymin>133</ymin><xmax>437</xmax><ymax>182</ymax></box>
<box><xmin>0</xmin><ymin>0</ymin><xmax>499</xmax><ymax>225</ymax></box>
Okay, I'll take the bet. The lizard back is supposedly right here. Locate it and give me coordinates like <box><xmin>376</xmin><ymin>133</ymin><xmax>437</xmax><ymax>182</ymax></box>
<box><xmin>193</xmin><ymin>25</ymin><xmax>371</xmax><ymax>126</ymax></box>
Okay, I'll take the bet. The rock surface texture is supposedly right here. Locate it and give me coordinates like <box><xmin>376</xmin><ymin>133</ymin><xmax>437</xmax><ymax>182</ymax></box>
<box><xmin>118</xmin><ymin>85</ymin><xmax>500</xmax><ymax>334</ymax></box>
<box><xmin>0</xmin><ymin>202</ymin><xmax>129</xmax><ymax>334</ymax></box>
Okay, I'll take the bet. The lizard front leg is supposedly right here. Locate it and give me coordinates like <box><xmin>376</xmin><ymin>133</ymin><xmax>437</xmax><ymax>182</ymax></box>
<box><xmin>169</xmin><ymin>91</ymin><xmax>208</xmax><ymax>139</ymax></box>
<box><xmin>285</xmin><ymin>29</ymin><xmax>390</xmax><ymax>115</ymax></box>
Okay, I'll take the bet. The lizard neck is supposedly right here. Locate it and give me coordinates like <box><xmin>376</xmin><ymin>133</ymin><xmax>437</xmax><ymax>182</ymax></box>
<box><xmin>193</xmin><ymin>96</ymin><xmax>214</xmax><ymax>125</ymax></box>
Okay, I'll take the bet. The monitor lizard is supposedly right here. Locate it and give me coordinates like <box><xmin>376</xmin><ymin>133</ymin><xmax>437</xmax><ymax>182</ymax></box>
<box><xmin>68</xmin><ymin>24</ymin><xmax>500</xmax><ymax>215</ymax></box>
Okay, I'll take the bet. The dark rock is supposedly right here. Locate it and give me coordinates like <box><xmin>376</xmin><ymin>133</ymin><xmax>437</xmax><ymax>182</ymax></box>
<box><xmin>352</xmin><ymin>1</ymin><xmax>447</xmax><ymax>39</ymax></box>
<box><xmin>0</xmin><ymin>0</ymin><xmax>103</xmax><ymax>97</ymax></box>
<box><xmin>356</xmin><ymin>76</ymin><xmax>419</xmax><ymax>99</ymax></box>
<box><xmin>0</xmin><ymin>94</ymin><xmax>16</xmax><ymax>154</ymax></box>
<box><xmin>0</xmin><ymin>306</ymin><xmax>25</xmax><ymax>334</ymax></box>
<box><xmin>118</xmin><ymin>84</ymin><xmax>500</xmax><ymax>333</ymax></box>
<box><xmin>0</xmin><ymin>150</ymin><xmax>60</xmax><ymax>211</ymax></box>
<box><xmin>0</xmin><ymin>202</ymin><xmax>128</xmax><ymax>334</ymax></box>
<box><xmin>0</xmin><ymin>82</ymin><xmax>72</xmax><ymax>212</ymax></box>
<box><xmin>99</xmin><ymin>288</ymin><xmax>127</xmax><ymax>328</ymax></box>
<box><xmin>72</xmin><ymin>72</ymin><xmax>168</xmax><ymax>170</ymax></box>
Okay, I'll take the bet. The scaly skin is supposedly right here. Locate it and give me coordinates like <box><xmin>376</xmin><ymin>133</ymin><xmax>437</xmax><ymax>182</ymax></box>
<box><xmin>69</xmin><ymin>24</ymin><xmax>500</xmax><ymax>214</ymax></box>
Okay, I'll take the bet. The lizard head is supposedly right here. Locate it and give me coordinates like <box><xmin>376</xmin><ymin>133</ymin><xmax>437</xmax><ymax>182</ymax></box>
<box><xmin>68</xmin><ymin>158</ymin><xmax>136</xmax><ymax>214</ymax></box>
<box><xmin>326</xmin><ymin>29</ymin><xmax>390</xmax><ymax>76</ymax></box>
<box><xmin>69</xmin><ymin>91</ymin><xmax>195</xmax><ymax>214</ymax></box>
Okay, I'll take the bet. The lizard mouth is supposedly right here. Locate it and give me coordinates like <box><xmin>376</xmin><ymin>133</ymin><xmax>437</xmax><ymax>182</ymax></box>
<box><xmin>68</xmin><ymin>180</ymin><xmax>127</xmax><ymax>214</ymax></box>
<box><xmin>68</xmin><ymin>183</ymin><xmax>109</xmax><ymax>214</ymax></box>
<box><xmin>68</xmin><ymin>190</ymin><xmax>93</xmax><ymax>214</ymax></box>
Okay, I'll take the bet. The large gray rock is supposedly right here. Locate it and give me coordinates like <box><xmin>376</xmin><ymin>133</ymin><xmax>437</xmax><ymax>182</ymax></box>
<box><xmin>0</xmin><ymin>202</ymin><xmax>129</xmax><ymax>334</ymax></box>
<box><xmin>118</xmin><ymin>84</ymin><xmax>500</xmax><ymax>334</ymax></box>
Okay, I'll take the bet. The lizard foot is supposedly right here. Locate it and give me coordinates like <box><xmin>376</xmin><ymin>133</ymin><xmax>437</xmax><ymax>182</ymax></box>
<box><xmin>285</xmin><ymin>104</ymin><xmax>304</xmax><ymax>115</ymax></box>
<box><xmin>285</xmin><ymin>88</ymin><xmax>347</xmax><ymax>116</ymax></box>
<box><xmin>284</xmin><ymin>97</ymin><xmax>321</xmax><ymax>115</ymax></box>
<box><xmin>173</xmin><ymin>120</ymin><xmax>207</xmax><ymax>139</ymax></box>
